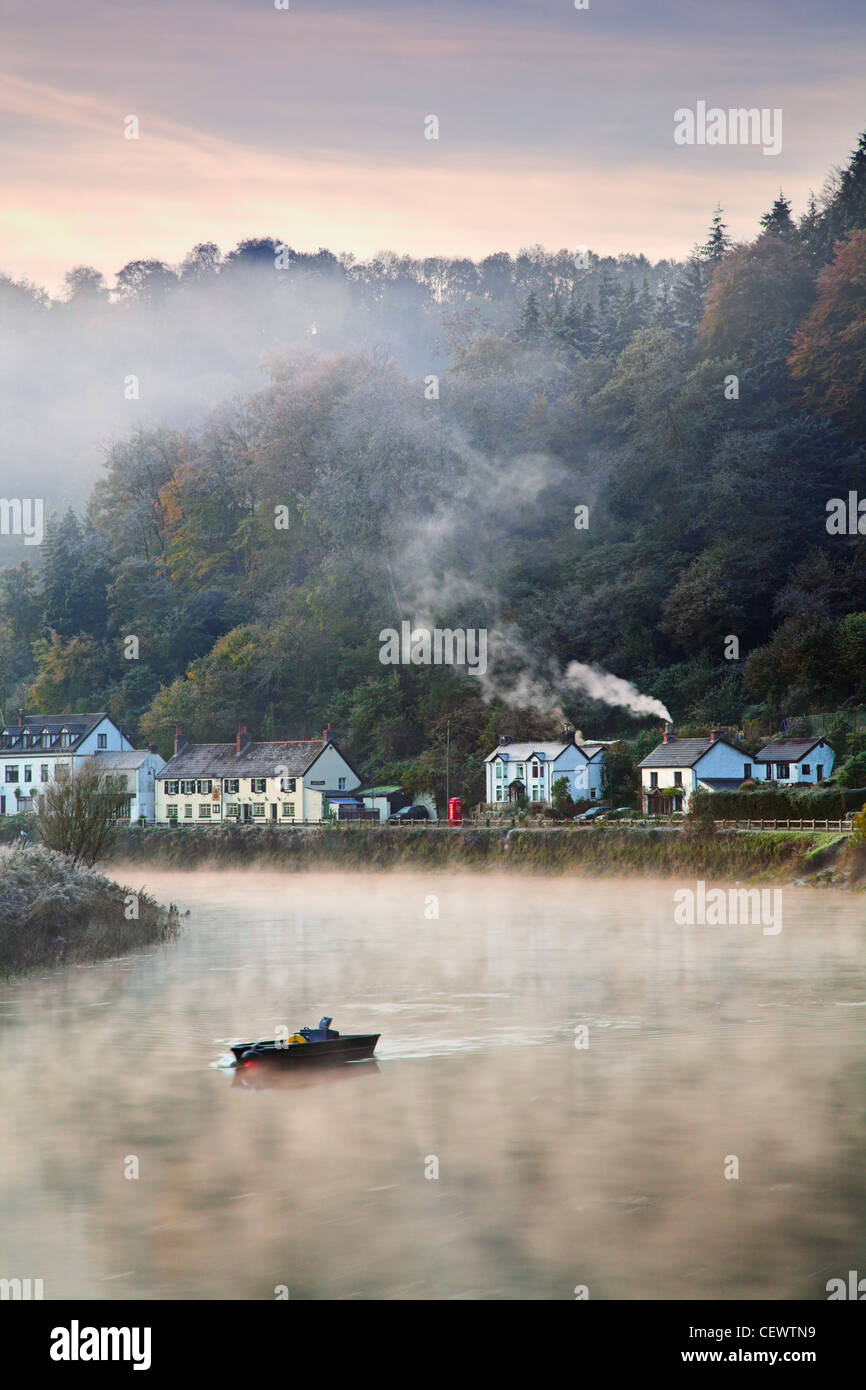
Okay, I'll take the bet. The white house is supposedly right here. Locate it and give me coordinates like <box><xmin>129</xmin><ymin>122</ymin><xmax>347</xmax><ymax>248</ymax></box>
<box><xmin>755</xmin><ymin>739</ymin><xmax>835</xmax><ymax>785</ymax></box>
<box><xmin>90</xmin><ymin>748</ymin><xmax>166</xmax><ymax>822</ymax></box>
<box><xmin>485</xmin><ymin>726</ymin><xmax>608</xmax><ymax>805</ymax></box>
<box><xmin>639</xmin><ymin>730</ymin><xmax>753</xmax><ymax>814</ymax></box>
<box><xmin>0</xmin><ymin>711</ymin><xmax>133</xmax><ymax>817</ymax></box>
<box><xmin>154</xmin><ymin>725</ymin><xmax>362</xmax><ymax>825</ymax></box>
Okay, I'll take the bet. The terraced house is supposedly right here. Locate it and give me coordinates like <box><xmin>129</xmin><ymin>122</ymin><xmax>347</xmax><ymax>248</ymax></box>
<box><xmin>484</xmin><ymin>725</ymin><xmax>608</xmax><ymax>805</ymax></box>
<box><xmin>0</xmin><ymin>710</ymin><xmax>133</xmax><ymax>817</ymax></box>
<box><xmin>154</xmin><ymin>725</ymin><xmax>361</xmax><ymax>825</ymax></box>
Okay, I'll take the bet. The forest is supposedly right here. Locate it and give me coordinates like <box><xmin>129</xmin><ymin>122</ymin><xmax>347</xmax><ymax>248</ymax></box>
<box><xmin>1</xmin><ymin>131</ymin><xmax>865</xmax><ymax>806</ymax></box>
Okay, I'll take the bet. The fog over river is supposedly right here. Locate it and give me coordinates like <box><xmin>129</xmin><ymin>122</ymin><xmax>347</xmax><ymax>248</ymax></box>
<box><xmin>0</xmin><ymin>870</ymin><xmax>864</xmax><ymax>1300</ymax></box>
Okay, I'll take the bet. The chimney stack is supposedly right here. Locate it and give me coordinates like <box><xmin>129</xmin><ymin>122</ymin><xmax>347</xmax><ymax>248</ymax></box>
<box><xmin>563</xmin><ymin>722</ymin><xmax>576</xmax><ymax>745</ymax></box>
<box><xmin>18</xmin><ymin>708</ymin><xmax>24</xmax><ymax>726</ymax></box>
<box><xmin>236</xmin><ymin>725</ymin><xmax>250</xmax><ymax>755</ymax></box>
<box><xmin>322</xmin><ymin>723</ymin><xmax>332</xmax><ymax>742</ymax></box>
<box><xmin>662</xmin><ymin>721</ymin><xmax>675</xmax><ymax>744</ymax></box>
<box><xmin>174</xmin><ymin>726</ymin><xmax>187</xmax><ymax>757</ymax></box>
<box><xmin>147</xmin><ymin>744</ymin><xmax>158</xmax><ymax>755</ymax></box>
<box><xmin>499</xmin><ymin>734</ymin><xmax>512</xmax><ymax>746</ymax></box>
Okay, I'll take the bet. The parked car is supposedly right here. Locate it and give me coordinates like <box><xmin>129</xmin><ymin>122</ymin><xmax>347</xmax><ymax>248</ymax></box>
<box><xmin>389</xmin><ymin>804</ymin><xmax>430</xmax><ymax>823</ymax></box>
<box><xmin>573</xmin><ymin>805</ymin><xmax>608</xmax><ymax>823</ymax></box>
<box><xmin>608</xmin><ymin>806</ymin><xmax>635</xmax><ymax>820</ymax></box>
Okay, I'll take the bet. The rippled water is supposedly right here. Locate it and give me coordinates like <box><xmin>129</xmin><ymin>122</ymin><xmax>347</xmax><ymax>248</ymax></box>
<box><xmin>0</xmin><ymin>869</ymin><xmax>864</xmax><ymax>1300</ymax></box>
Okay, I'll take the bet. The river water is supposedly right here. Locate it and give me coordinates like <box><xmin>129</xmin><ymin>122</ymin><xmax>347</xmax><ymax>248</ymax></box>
<box><xmin>0</xmin><ymin>869</ymin><xmax>864</xmax><ymax>1300</ymax></box>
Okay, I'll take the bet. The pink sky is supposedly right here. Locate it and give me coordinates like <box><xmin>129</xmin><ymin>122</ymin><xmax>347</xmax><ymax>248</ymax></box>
<box><xmin>2</xmin><ymin>0</ymin><xmax>865</xmax><ymax>290</ymax></box>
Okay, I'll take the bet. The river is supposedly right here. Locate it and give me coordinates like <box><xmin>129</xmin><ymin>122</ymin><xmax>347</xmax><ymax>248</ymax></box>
<box><xmin>0</xmin><ymin>869</ymin><xmax>864</xmax><ymax>1300</ymax></box>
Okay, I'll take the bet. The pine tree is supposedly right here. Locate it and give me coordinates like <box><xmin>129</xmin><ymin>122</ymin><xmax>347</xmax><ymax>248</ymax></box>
<box><xmin>699</xmin><ymin>206</ymin><xmax>732</xmax><ymax>265</ymax></box>
<box><xmin>515</xmin><ymin>290</ymin><xmax>542</xmax><ymax>342</ymax></box>
<box><xmin>759</xmin><ymin>193</ymin><xmax>796</xmax><ymax>239</ymax></box>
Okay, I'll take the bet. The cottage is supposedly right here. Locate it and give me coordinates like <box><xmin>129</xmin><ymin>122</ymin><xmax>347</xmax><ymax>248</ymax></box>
<box><xmin>485</xmin><ymin>725</ymin><xmax>608</xmax><ymax>806</ymax></box>
<box><xmin>154</xmin><ymin>725</ymin><xmax>361</xmax><ymax>825</ymax></box>
<box><xmin>90</xmin><ymin>748</ymin><xmax>166</xmax><ymax>822</ymax></box>
<box><xmin>639</xmin><ymin>729</ymin><xmax>751</xmax><ymax>814</ymax></box>
<box><xmin>754</xmin><ymin>738</ymin><xmax>835</xmax><ymax>785</ymax></box>
<box><xmin>0</xmin><ymin>710</ymin><xmax>133</xmax><ymax>817</ymax></box>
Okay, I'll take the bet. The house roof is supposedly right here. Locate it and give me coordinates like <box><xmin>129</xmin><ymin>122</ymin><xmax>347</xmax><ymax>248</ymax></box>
<box><xmin>698</xmin><ymin>778</ymin><xmax>749</xmax><ymax>790</ymax></box>
<box><xmin>485</xmin><ymin>740</ymin><xmax>591</xmax><ymax>764</ymax></box>
<box><xmin>156</xmin><ymin>739</ymin><xmax>347</xmax><ymax>781</ymax></box>
<box><xmin>639</xmin><ymin>737</ymin><xmax>739</xmax><ymax>769</ymax></box>
<box><xmin>0</xmin><ymin>712</ymin><xmax>113</xmax><ymax>753</ymax></box>
<box><xmin>755</xmin><ymin>739</ymin><xmax>833</xmax><ymax>762</ymax></box>
<box><xmin>91</xmin><ymin>750</ymin><xmax>162</xmax><ymax>770</ymax></box>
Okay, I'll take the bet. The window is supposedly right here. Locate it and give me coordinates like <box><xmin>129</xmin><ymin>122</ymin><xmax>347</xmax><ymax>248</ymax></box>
<box><xmin>743</xmin><ymin>764</ymin><xmax>751</xmax><ymax>780</ymax></box>
<box><xmin>672</xmin><ymin>796</ymin><xmax>683</xmax><ymax>813</ymax></box>
<box><xmin>184</xmin><ymin>805</ymin><xmax>193</xmax><ymax>818</ymax></box>
<box><xmin>97</xmin><ymin>733</ymin><xmax>107</xmax><ymax>749</ymax></box>
<box><xmin>197</xmin><ymin>780</ymin><xmax>212</xmax><ymax>795</ymax></box>
<box><xmin>252</xmin><ymin>803</ymin><xmax>265</xmax><ymax>817</ymax></box>
<box><xmin>495</xmin><ymin>787</ymin><xmax>503</xmax><ymax>802</ymax></box>
<box><xmin>24</xmin><ymin>765</ymin><xmax>32</xmax><ymax>783</ymax></box>
<box><xmin>198</xmin><ymin>804</ymin><xmax>211</xmax><ymax>818</ymax></box>
<box><xmin>673</xmin><ymin>771</ymin><xmax>682</xmax><ymax>786</ymax></box>
<box><xmin>226</xmin><ymin>804</ymin><xmax>240</xmax><ymax>818</ymax></box>
<box><xmin>516</xmin><ymin>764</ymin><xmax>525</xmax><ymax>778</ymax></box>
<box><xmin>496</xmin><ymin>763</ymin><xmax>504</xmax><ymax>779</ymax></box>
<box><xmin>649</xmin><ymin>772</ymin><xmax>658</xmax><ymax>788</ymax></box>
<box><xmin>223</xmin><ymin>778</ymin><xmax>239</xmax><ymax>794</ymax></box>
<box><xmin>281</xmin><ymin>803</ymin><xmax>295</xmax><ymax>817</ymax></box>
<box><xmin>40</xmin><ymin>765</ymin><xmax>49</xmax><ymax>782</ymax></box>
<box><xmin>801</xmin><ymin>764</ymin><xmax>810</xmax><ymax>776</ymax></box>
<box><xmin>338</xmin><ymin>777</ymin><xmax>346</xmax><ymax>791</ymax></box>
<box><xmin>5</xmin><ymin>766</ymin><xmax>18</xmax><ymax>783</ymax></box>
<box><xmin>776</xmin><ymin>763</ymin><xmax>790</xmax><ymax>779</ymax></box>
<box><xmin>167</xmin><ymin>805</ymin><xmax>178</xmax><ymax>821</ymax></box>
<box><xmin>280</xmin><ymin>776</ymin><xmax>296</xmax><ymax>793</ymax></box>
<box><xmin>532</xmin><ymin>763</ymin><xmax>540</xmax><ymax>779</ymax></box>
<box><xmin>181</xmin><ymin>780</ymin><xmax>196</xmax><ymax>795</ymax></box>
<box><xmin>590</xmin><ymin>788</ymin><xmax>597</xmax><ymax>799</ymax></box>
<box><xmin>531</xmin><ymin>786</ymin><xmax>539</xmax><ymax>801</ymax></box>
<box><xmin>165</xmin><ymin>780</ymin><xmax>179</xmax><ymax>796</ymax></box>
<box><xmin>251</xmin><ymin>778</ymin><xmax>267</xmax><ymax>794</ymax></box>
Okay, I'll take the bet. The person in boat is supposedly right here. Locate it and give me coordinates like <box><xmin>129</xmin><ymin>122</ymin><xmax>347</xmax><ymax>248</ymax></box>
<box><xmin>318</xmin><ymin>1016</ymin><xmax>339</xmax><ymax>1039</ymax></box>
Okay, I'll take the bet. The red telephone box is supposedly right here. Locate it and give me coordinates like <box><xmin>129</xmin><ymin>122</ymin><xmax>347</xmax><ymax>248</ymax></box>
<box><xmin>448</xmin><ymin>797</ymin><xmax>463</xmax><ymax>825</ymax></box>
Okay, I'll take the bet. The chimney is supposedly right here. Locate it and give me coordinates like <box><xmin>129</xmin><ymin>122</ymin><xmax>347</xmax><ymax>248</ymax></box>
<box><xmin>18</xmin><ymin>708</ymin><xmax>24</xmax><ymax>726</ymax></box>
<box><xmin>322</xmin><ymin>722</ymin><xmax>332</xmax><ymax>742</ymax></box>
<box><xmin>709</xmin><ymin>728</ymin><xmax>717</xmax><ymax>743</ymax></box>
<box><xmin>662</xmin><ymin>721</ymin><xmax>675</xmax><ymax>744</ymax></box>
<box><xmin>236</xmin><ymin>724</ymin><xmax>250</xmax><ymax>755</ymax></box>
<box><xmin>147</xmin><ymin>744</ymin><xmax>158</xmax><ymax>755</ymax></box>
<box><xmin>562</xmin><ymin>722</ymin><xmax>576</xmax><ymax>745</ymax></box>
<box><xmin>174</xmin><ymin>726</ymin><xmax>188</xmax><ymax>757</ymax></box>
<box><xmin>499</xmin><ymin>734</ymin><xmax>512</xmax><ymax>746</ymax></box>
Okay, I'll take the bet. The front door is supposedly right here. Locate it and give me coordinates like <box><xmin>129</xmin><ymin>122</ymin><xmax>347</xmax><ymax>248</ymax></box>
<box><xmin>243</xmin><ymin>804</ymin><xmax>251</xmax><ymax>823</ymax></box>
<box><xmin>270</xmin><ymin>803</ymin><xmax>277</xmax><ymax>822</ymax></box>
<box><xmin>816</xmin><ymin>765</ymin><xmax>823</xmax><ymax>782</ymax></box>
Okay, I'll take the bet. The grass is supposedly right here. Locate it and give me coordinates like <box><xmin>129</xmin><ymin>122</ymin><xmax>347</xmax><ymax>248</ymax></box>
<box><xmin>103</xmin><ymin>822</ymin><xmax>858</xmax><ymax>884</ymax></box>
<box><xmin>0</xmin><ymin>845</ymin><xmax>180</xmax><ymax>974</ymax></box>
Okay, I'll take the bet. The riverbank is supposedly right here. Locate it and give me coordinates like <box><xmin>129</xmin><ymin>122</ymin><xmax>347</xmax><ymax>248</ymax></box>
<box><xmin>102</xmin><ymin>823</ymin><xmax>866</xmax><ymax>886</ymax></box>
<box><xmin>0</xmin><ymin>846</ymin><xmax>180</xmax><ymax>974</ymax></box>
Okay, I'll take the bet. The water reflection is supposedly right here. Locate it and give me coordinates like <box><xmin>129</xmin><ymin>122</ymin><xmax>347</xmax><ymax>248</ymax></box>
<box><xmin>0</xmin><ymin>869</ymin><xmax>864</xmax><ymax>1300</ymax></box>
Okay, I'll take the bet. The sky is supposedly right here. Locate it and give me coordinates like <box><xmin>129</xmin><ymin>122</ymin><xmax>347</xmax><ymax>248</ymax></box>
<box><xmin>2</xmin><ymin>0</ymin><xmax>865</xmax><ymax>291</ymax></box>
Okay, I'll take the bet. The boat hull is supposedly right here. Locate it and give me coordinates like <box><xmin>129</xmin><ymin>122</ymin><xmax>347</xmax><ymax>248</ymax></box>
<box><xmin>230</xmin><ymin>1034</ymin><xmax>380</xmax><ymax>1066</ymax></box>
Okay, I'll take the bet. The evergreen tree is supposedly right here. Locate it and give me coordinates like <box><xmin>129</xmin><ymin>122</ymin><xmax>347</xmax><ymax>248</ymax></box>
<box><xmin>760</xmin><ymin>193</ymin><xmax>796</xmax><ymax>239</ymax></box>
<box><xmin>699</xmin><ymin>206</ymin><xmax>732</xmax><ymax>265</ymax></box>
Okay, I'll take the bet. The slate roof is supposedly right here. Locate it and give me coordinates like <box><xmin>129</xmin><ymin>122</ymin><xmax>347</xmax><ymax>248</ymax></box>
<box><xmin>0</xmin><ymin>712</ymin><xmax>112</xmax><ymax>752</ymax></box>
<box><xmin>698</xmin><ymin>778</ymin><xmax>749</xmax><ymax>790</ymax></box>
<box><xmin>485</xmin><ymin>740</ymin><xmax>591</xmax><ymax>764</ymax></box>
<box><xmin>639</xmin><ymin>737</ymin><xmax>739</xmax><ymax>769</ymax></box>
<box><xmin>755</xmin><ymin>739</ymin><xmax>833</xmax><ymax>762</ymax></box>
<box><xmin>157</xmin><ymin>739</ymin><xmax>335</xmax><ymax>780</ymax></box>
<box><xmin>91</xmin><ymin>750</ymin><xmax>161</xmax><ymax>770</ymax></box>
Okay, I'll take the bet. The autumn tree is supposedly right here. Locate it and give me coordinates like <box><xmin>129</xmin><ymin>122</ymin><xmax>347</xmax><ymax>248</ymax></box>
<box><xmin>788</xmin><ymin>230</ymin><xmax>866</xmax><ymax>436</ymax></box>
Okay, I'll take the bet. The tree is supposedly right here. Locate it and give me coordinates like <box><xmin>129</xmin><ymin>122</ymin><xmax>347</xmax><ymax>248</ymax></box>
<box><xmin>759</xmin><ymin>194</ymin><xmax>795</xmax><ymax>240</ymax></box>
<box><xmin>551</xmin><ymin>775</ymin><xmax>573</xmax><ymax>817</ymax></box>
<box><xmin>700</xmin><ymin>206</ymin><xmax>732</xmax><ymax>265</ymax></box>
<box><xmin>699</xmin><ymin>236</ymin><xmax>814</xmax><ymax>361</ymax></box>
<box><xmin>36</xmin><ymin>761</ymin><xmax>130</xmax><ymax>867</ymax></box>
<box><xmin>788</xmin><ymin>230</ymin><xmax>866</xmax><ymax>436</ymax></box>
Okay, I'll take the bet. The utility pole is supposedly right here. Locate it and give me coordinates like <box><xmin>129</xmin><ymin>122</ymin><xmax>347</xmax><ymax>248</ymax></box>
<box><xmin>446</xmin><ymin>719</ymin><xmax>450</xmax><ymax>810</ymax></box>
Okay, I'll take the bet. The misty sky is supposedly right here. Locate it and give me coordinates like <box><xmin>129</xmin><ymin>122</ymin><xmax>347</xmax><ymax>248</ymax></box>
<box><xmin>3</xmin><ymin>0</ymin><xmax>865</xmax><ymax>290</ymax></box>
